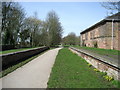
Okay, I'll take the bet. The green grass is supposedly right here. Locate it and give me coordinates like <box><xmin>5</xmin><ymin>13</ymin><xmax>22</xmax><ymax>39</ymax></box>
<box><xmin>0</xmin><ymin>49</ymin><xmax>49</xmax><ymax>78</ymax></box>
<box><xmin>0</xmin><ymin>47</ymin><xmax>42</xmax><ymax>54</ymax></box>
<box><xmin>63</xmin><ymin>45</ymin><xmax>71</xmax><ymax>47</ymax></box>
<box><xmin>47</xmin><ymin>48</ymin><xmax>116</xmax><ymax>88</ymax></box>
<box><xmin>111</xmin><ymin>80</ymin><xmax>120</xmax><ymax>88</ymax></box>
<box><xmin>72</xmin><ymin>46</ymin><xmax>119</xmax><ymax>58</ymax></box>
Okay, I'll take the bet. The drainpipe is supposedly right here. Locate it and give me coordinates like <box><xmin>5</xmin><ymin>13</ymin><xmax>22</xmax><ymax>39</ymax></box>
<box><xmin>80</xmin><ymin>35</ymin><xmax>82</xmax><ymax>47</ymax></box>
<box><xmin>111</xmin><ymin>19</ymin><xmax>114</xmax><ymax>49</ymax></box>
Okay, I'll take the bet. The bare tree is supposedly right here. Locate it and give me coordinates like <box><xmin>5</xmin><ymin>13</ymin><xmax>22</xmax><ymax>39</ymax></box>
<box><xmin>101</xmin><ymin>1</ymin><xmax>120</xmax><ymax>15</ymax></box>
<box><xmin>2</xmin><ymin>2</ymin><xmax>25</xmax><ymax>45</ymax></box>
<box><xmin>21</xmin><ymin>17</ymin><xmax>42</xmax><ymax>47</ymax></box>
<box><xmin>46</xmin><ymin>10</ymin><xmax>63</xmax><ymax>46</ymax></box>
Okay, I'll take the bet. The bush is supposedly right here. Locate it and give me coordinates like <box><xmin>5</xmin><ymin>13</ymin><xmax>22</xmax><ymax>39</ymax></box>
<box><xmin>1</xmin><ymin>46</ymin><xmax>49</xmax><ymax>71</ymax></box>
<box><xmin>92</xmin><ymin>41</ymin><xmax>98</xmax><ymax>48</ymax></box>
<box><xmin>94</xmin><ymin>42</ymin><xmax>98</xmax><ymax>48</ymax></box>
<box><xmin>1</xmin><ymin>45</ymin><xmax>16</xmax><ymax>51</ymax></box>
<box><xmin>63</xmin><ymin>45</ymin><xmax>70</xmax><ymax>48</ymax></box>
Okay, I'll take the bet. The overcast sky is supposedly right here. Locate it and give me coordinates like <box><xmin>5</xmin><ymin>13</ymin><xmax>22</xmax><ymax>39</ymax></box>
<box><xmin>19</xmin><ymin>2</ymin><xmax>109</xmax><ymax>37</ymax></box>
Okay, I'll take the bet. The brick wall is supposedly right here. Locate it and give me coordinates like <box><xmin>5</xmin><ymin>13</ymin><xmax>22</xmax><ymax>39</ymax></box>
<box><xmin>69</xmin><ymin>47</ymin><xmax>120</xmax><ymax>80</ymax></box>
<box><xmin>81</xmin><ymin>21</ymin><xmax>119</xmax><ymax>50</ymax></box>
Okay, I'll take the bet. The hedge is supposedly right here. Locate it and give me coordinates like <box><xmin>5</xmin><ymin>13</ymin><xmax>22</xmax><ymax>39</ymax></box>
<box><xmin>0</xmin><ymin>46</ymin><xmax>49</xmax><ymax>71</ymax></box>
<box><xmin>0</xmin><ymin>45</ymin><xmax>16</xmax><ymax>51</ymax></box>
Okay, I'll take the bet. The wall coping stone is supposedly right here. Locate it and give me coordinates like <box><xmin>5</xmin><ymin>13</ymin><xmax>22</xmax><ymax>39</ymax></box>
<box><xmin>0</xmin><ymin>46</ymin><xmax>46</xmax><ymax>56</ymax></box>
<box><xmin>70</xmin><ymin>47</ymin><xmax>120</xmax><ymax>70</ymax></box>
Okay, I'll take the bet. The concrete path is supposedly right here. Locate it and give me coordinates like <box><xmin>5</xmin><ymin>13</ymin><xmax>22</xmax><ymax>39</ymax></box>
<box><xmin>0</xmin><ymin>48</ymin><xmax>61</xmax><ymax>88</ymax></box>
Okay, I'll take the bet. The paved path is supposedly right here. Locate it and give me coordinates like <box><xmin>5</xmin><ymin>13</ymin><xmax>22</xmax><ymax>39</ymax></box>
<box><xmin>0</xmin><ymin>48</ymin><xmax>61</xmax><ymax>88</ymax></box>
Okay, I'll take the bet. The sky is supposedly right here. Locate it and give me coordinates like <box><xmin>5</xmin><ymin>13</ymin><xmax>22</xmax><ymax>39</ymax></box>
<box><xmin>19</xmin><ymin>2</ymin><xmax>109</xmax><ymax>37</ymax></box>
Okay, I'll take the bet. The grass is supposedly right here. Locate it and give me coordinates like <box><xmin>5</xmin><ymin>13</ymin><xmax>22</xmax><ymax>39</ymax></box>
<box><xmin>0</xmin><ymin>49</ymin><xmax>49</xmax><ymax>78</ymax></box>
<box><xmin>63</xmin><ymin>45</ymin><xmax>71</xmax><ymax>47</ymax></box>
<box><xmin>72</xmin><ymin>45</ymin><xmax>119</xmax><ymax>58</ymax></box>
<box><xmin>0</xmin><ymin>47</ymin><xmax>42</xmax><ymax>55</ymax></box>
<box><xmin>111</xmin><ymin>80</ymin><xmax>120</xmax><ymax>88</ymax></box>
<box><xmin>47</xmin><ymin>48</ymin><xmax>117</xmax><ymax>88</ymax></box>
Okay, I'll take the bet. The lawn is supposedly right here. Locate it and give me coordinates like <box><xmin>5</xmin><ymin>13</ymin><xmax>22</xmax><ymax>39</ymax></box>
<box><xmin>72</xmin><ymin>45</ymin><xmax>119</xmax><ymax>59</ymax></box>
<box><xmin>47</xmin><ymin>48</ymin><xmax>116</xmax><ymax>88</ymax></box>
<box><xmin>0</xmin><ymin>47</ymin><xmax>41</xmax><ymax>55</ymax></box>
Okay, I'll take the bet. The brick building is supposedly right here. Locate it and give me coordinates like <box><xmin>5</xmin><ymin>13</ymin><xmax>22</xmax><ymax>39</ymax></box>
<box><xmin>80</xmin><ymin>12</ymin><xmax>120</xmax><ymax>50</ymax></box>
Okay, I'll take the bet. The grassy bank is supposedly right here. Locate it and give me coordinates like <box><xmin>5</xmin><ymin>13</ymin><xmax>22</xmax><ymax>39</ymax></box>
<box><xmin>47</xmin><ymin>48</ymin><xmax>117</xmax><ymax>88</ymax></box>
<box><xmin>72</xmin><ymin>45</ymin><xmax>119</xmax><ymax>58</ymax></box>
<box><xmin>0</xmin><ymin>47</ymin><xmax>42</xmax><ymax>54</ymax></box>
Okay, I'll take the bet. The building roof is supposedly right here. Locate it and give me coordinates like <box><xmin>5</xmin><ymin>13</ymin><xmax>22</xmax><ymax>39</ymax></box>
<box><xmin>80</xmin><ymin>12</ymin><xmax>120</xmax><ymax>34</ymax></box>
<box><xmin>106</xmin><ymin>12</ymin><xmax>120</xmax><ymax>20</ymax></box>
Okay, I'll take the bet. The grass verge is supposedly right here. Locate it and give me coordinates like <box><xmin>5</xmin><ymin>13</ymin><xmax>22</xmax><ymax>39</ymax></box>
<box><xmin>47</xmin><ymin>48</ymin><xmax>117</xmax><ymax>88</ymax></box>
<box><xmin>72</xmin><ymin>45</ymin><xmax>119</xmax><ymax>58</ymax></box>
<box><xmin>0</xmin><ymin>49</ymin><xmax>49</xmax><ymax>78</ymax></box>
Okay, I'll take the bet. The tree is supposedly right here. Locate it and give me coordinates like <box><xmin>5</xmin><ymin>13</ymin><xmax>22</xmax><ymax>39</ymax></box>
<box><xmin>2</xmin><ymin>1</ymin><xmax>64</xmax><ymax>48</ymax></box>
<box><xmin>62</xmin><ymin>32</ymin><xmax>80</xmax><ymax>45</ymax></box>
<box><xmin>46</xmin><ymin>11</ymin><xmax>63</xmax><ymax>46</ymax></box>
<box><xmin>19</xmin><ymin>29</ymin><xmax>30</xmax><ymax>47</ymax></box>
<box><xmin>101</xmin><ymin>1</ymin><xmax>120</xmax><ymax>15</ymax></box>
<box><xmin>40</xmin><ymin>21</ymin><xmax>49</xmax><ymax>46</ymax></box>
<box><xmin>20</xmin><ymin>17</ymin><xmax>42</xmax><ymax>47</ymax></box>
<box><xmin>2</xmin><ymin>2</ymin><xmax>25</xmax><ymax>46</ymax></box>
<box><xmin>76</xmin><ymin>36</ymin><xmax>80</xmax><ymax>45</ymax></box>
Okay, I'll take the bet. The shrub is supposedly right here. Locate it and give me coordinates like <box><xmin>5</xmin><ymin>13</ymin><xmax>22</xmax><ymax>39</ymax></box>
<box><xmin>94</xmin><ymin>42</ymin><xmax>98</xmax><ymax>48</ymax></box>
<box><xmin>92</xmin><ymin>41</ymin><xmax>98</xmax><ymax>48</ymax></box>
